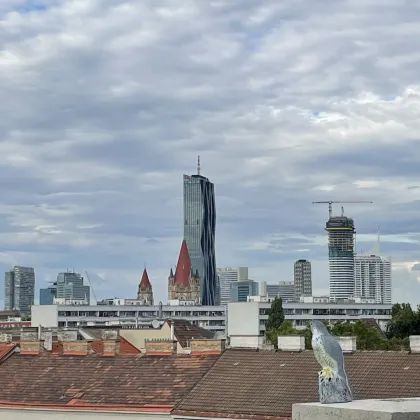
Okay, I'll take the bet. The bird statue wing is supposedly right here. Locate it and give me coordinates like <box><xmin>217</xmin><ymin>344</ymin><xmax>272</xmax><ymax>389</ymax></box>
<box><xmin>321</xmin><ymin>333</ymin><xmax>346</xmax><ymax>375</ymax></box>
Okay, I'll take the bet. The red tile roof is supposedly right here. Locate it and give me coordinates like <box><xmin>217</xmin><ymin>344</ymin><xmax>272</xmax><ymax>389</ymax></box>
<box><xmin>174</xmin><ymin>349</ymin><xmax>420</xmax><ymax>419</ymax></box>
<box><xmin>174</xmin><ymin>240</ymin><xmax>191</xmax><ymax>285</ymax></box>
<box><xmin>139</xmin><ymin>268</ymin><xmax>152</xmax><ymax>289</ymax></box>
<box><xmin>0</xmin><ymin>352</ymin><xmax>218</xmax><ymax>411</ymax></box>
<box><xmin>0</xmin><ymin>344</ymin><xmax>16</xmax><ymax>363</ymax></box>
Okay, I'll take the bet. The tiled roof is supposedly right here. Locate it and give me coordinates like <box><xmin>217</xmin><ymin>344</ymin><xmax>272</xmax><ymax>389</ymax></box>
<box><xmin>139</xmin><ymin>268</ymin><xmax>152</xmax><ymax>289</ymax></box>
<box><xmin>0</xmin><ymin>344</ymin><xmax>17</xmax><ymax>362</ymax></box>
<box><xmin>174</xmin><ymin>349</ymin><xmax>420</xmax><ymax>419</ymax></box>
<box><xmin>168</xmin><ymin>320</ymin><xmax>215</xmax><ymax>348</ymax></box>
<box><xmin>0</xmin><ymin>353</ymin><xmax>218</xmax><ymax>411</ymax></box>
<box><xmin>174</xmin><ymin>240</ymin><xmax>192</xmax><ymax>285</ymax></box>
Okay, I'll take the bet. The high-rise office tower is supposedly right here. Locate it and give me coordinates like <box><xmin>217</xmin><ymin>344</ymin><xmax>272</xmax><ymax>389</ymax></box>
<box><xmin>326</xmin><ymin>215</ymin><xmax>355</xmax><ymax>300</ymax></box>
<box><xmin>4</xmin><ymin>266</ymin><xmax>35</xmax><ymax>315</ymax></box>
<box><xmin>183</xmin><ymin>156</ymin><xmax>217</xmax><ymax>305</ymax></box>
<box><xmin>354</xmin><ymin>255</ymin><xmax>392</xmax><ymax>304</ymax></box>
<box><xmin>230</xmin><ymin>280</ymin><xmax>259</xmax><ymax>302</ymax></box>
<box><xmin>294</xmin><ymin>259</ymin><xmax>312</xmax><ymax>300</ymax></box>
<box><xmin>217</xmin><ymin>267</ymin><xmax>249</xmax><ymax>305</ymax></box>
<box><xmin>55</xmin><ymin>271</ymin><xmax>90</xmax><ymax>304</ymax></box>
<box><xmin>4</xmin><ymin>270</ymin><xmax>14</xmax><ymax>310</ymax></box>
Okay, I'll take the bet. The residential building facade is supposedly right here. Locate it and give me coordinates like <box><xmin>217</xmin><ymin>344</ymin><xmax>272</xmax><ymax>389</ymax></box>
<box><xmin>4</xmin><ymin>266</ymin><xmax>35</xmax><ymax>315</ymax></box>
<box><xmin>228</xmin><ymin>300</ymin><xmax>392</xmax><ymax>337</ymax></box>
<box><xmin>230</xmin><ymin>280</ymin><xmax>259</xmax><ymax>302</ymax></box>
<box><xmin>31</xmin><ymin>303</ymin><xmax>226</xmax><ymax>333</ymax></box>
<box><xmin>294</xmin><ymin>259</ymin><xmax>312</xmax><ymax>299</ymax></box>
<box><xmin>183</xmin><ymin>161</ymin><xmax>217</xmax><ymax>305</ymax></box>
<box><xmin>217</xmin><ymin>267</ymin><xmax>249</xmax><ymax>305</ymax></box>
<box><xmin>354</xmin><ymin>254</ymin><xmax>392</xmax><ymax>304</ymax></box>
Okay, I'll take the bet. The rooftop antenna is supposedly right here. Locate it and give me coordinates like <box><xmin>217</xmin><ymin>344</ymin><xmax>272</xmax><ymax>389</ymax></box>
<box><xmin>197</xmin><ymin>155</ymin><xmax>201</xmax><ymax>175</ymax></box>
<box><xmin>377</xmin><ymin>225</ymin><xmax>381</xmax><ymax>255</ymax></box>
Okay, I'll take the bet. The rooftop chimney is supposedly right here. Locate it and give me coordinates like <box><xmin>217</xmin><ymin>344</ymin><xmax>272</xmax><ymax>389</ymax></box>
<box><xmin>336</xmin><ymin>336</ymin><xmax>356</xmax><ymax>353</ymax></box>
<box><xmin>190</xmin><ymin>339</ymin><xmax>225</xmax><ymax>355</ymax></box>
<box><xmin>170</xmin><ymin>322</ymin><xmax>175</xmax><ymax>341</ymax></box>
<box><xmin>277</xmin><ymin>336</ymin><xmax>305</xmax><ymax>352</ymax></box>
<box><xmin>145</xmin><ymin>339</ymin><xmax>176</xmax><ymax>356</ymax></box>
<box><xmin>409</xmin><ymin>336</ymin><xmax>420</xmax><ymax>353</ymax></box>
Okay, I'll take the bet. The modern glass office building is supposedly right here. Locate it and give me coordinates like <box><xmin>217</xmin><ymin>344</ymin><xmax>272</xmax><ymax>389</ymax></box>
<box><xmin>183</xmin><ymin>167</ymin><xmax>217</xmax><ymax>306</ymax></box>
<box><xmin>40</xmin><ymin>282</ymin><xmax>57</xmax><ymax>305</ymax></box>
<box><xmin>56</xmin><ymin>271</ymin><xmax>90</xmax><ymax>304</ymax></box>
<box><xmin>4</xmin><ymin>266</ymin><xmax>35</xmax><ymax>315</ymax></box>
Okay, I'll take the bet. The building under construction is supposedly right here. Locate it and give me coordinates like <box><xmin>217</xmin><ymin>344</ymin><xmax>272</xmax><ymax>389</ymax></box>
<box><xmin>313</xmin><ymin>200</ymin><xmax>372</xmax><ymax>300</ymax></box>
<box><xmin>325</xmin><ymin>216</ymin><xmax>355</xmax><ymax>300</ymax></box>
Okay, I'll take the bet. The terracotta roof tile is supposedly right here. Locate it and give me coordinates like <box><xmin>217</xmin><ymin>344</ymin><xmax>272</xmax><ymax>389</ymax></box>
<box><xmin>174</xmin><ymin>349</ymin><xmax>420</xmax><ymax>419</ymax></box>
<box><xmin>0</xmin><ymin>353</ymin><xmax>218</xmax><ymax>410</ymax></box>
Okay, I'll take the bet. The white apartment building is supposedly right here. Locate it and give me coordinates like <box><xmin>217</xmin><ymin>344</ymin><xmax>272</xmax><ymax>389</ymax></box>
<box><xmin>227</xmin><ymin>300</ymin><xmax>392</xmax><ymax>340</ymax></box>
<box><xmin>217</xmin><ymin>267</ymin><xmax>248</xmax><ymax>305</ymax></box>
<box><xmin>31</xmin><ymin>304</ymin><xmax>226</xmax><ymax>333</ymax></box>
<box><xmin>354</xmin><ymin>254</ymin><xmax>392</xmax><ymax>304</ymax></box>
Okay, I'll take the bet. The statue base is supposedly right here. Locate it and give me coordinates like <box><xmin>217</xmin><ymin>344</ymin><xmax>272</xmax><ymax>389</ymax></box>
<box><xmin>318</xmin><ymin>370</ymin><xmax>352</xmax><ymax>404</ymax></box>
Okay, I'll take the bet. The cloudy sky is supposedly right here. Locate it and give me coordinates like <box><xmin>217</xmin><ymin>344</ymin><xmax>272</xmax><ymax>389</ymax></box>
<box><xmin>1</xmin><ymin>0</ymin><xmax>420</xmax><ymax>306</ymax></box>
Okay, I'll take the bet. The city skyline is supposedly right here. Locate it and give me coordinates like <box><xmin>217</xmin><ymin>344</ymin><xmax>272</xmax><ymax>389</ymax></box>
<box><xmin>1</xmin><ymin>2</ymin><xmax>420</xmax><ymax>307</ymax></box>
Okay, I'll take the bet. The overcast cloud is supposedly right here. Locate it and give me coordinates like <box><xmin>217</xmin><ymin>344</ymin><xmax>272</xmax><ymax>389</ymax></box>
<box><xmin>1</xmin><ymin>0</ymin><xmax>420</xmax><ymax>305</ymax></box>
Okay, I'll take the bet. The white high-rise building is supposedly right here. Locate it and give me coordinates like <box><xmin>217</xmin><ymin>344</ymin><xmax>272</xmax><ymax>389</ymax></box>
<box><xmin>326</xmin><ymin>216</ymin><xmax>355</xmax><ymax>300</ymax></box>
<box><xmin>217</xmin><ymin>267</ymin><xmax>248</xmax><ymax>306</ymax></box>
<box><xmin>354</xmin><ymin>255</ymin><xmax>392</xmax><ymax>304</ymax></box>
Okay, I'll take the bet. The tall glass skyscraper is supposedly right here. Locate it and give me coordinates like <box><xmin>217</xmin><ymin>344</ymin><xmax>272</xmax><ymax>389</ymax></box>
<box><xmin>4</xmin><ymin>266</ymin><xmax>35</xmax><ymax>315</ymax></box>
<box><xmin>183</xmin><ymin>160</ymin><xmax>217</xmax><ymax>305</ymax></box>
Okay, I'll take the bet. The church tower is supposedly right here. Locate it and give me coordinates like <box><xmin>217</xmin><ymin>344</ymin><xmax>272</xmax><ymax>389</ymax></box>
<box><xmin>168</xmin><ymin>240</ymin><xmax>201</xmax><ymax>303</ymax></box>
<box><xmin>137</xmin><ymin>268</ymin><xmax>154</xmax><ymax>305</ymax></box>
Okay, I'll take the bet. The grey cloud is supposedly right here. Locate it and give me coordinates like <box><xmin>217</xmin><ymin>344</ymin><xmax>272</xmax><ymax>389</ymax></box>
<box><xmin>2</xmin><ymin>0</ymin><xmax>420</xmax><ymax>304</ymax></box>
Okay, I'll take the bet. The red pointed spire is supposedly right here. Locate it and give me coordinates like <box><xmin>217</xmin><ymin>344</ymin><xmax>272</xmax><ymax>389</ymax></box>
<box><xmin>139</xmin><ymin>268</ymin><xmax>151</xmax><ymax>289</ymax></box>
<box><xmin>174</xmin><ymin>240</ymin><xmax>191</xmax><ymax>286</ymax></box>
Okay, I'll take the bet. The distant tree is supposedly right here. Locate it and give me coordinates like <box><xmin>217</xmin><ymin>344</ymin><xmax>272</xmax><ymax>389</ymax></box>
<box><xmin>265</xmin><ymin>297</ymin><xmax>285</xmax><ymax>330</ymax></box>
<box><xmin>277</xmin><ymin>320</ymin><xmax>297</xmax><ymax>335</ymax></box>
<box><xmin>329</xmin><ymin>320</ymin><xmax>393</xmax><ymax>350</ymax></box>
<box><xmin>265</xmin><ymin>297</ymin><xmax>285</xmax><ymax>347</ymax></box>
<box><xmin>387</xmin><ymin>303</ymin><xmax>418</xmax><ymax>339</ymax></box>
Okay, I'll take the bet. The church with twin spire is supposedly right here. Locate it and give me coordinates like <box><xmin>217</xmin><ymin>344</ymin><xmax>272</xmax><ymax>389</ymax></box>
<box><xmin>136</xmin><ymin>239</ymin><xmax>201</xmax><ymax>305</ymax></box>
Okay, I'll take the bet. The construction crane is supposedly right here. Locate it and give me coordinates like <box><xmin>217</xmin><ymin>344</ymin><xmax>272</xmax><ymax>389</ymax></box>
<box><xmin>312</xmin><ymin>201</ymin><xmax>373</xmax><ymax>219</ymax></box>
<box><xmin>84</xmin><ymin>270</ymin><xmax>98</xmax><ymax>304</ymax></box>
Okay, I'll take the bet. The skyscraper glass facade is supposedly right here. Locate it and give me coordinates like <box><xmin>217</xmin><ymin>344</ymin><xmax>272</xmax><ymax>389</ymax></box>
<box><xmin>56</xmin><ymin>271</ymin><xmax>90</xmax><ymax>303</ymax></box>
<box><xmin>183</xmin><ymin>173</ymin><xmax>217</xmax><ymax>305</ymax></box>
<box><xmin>4</xmin><ymin>266</ymin><xmax>35</xmax><ymax>315</ymax></box>
<box><xmin>326</xmin><ymin>216</ymin><xmax>355</xmax><ymax>300</ymax></box>
<box><xmin>40</xmin><ymin>282</ymin><xmax>57</xmax><ymax>305</ymax></box>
